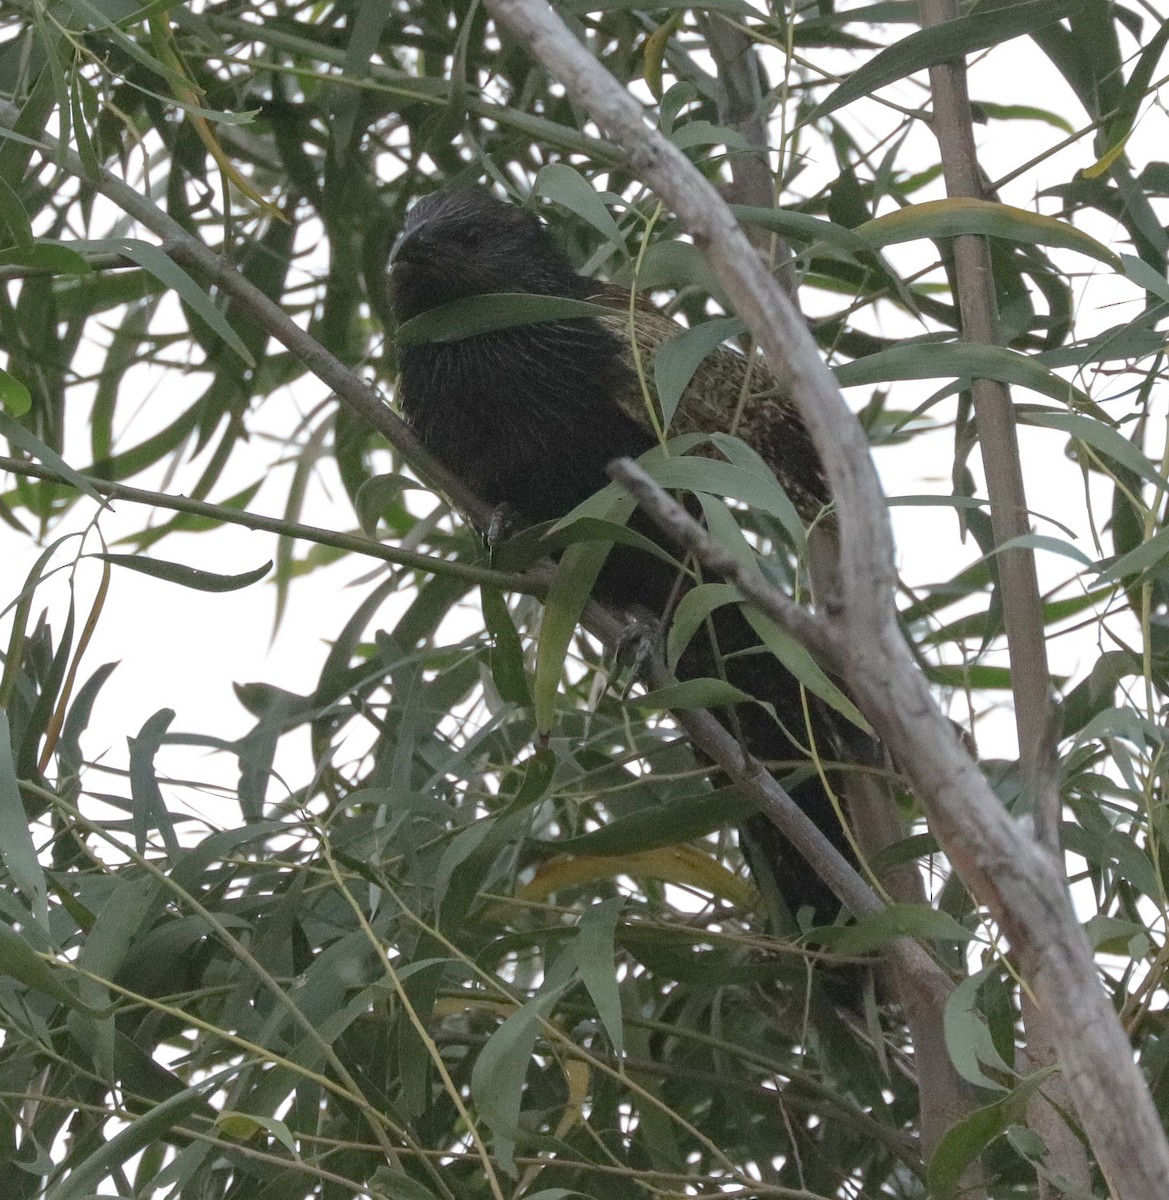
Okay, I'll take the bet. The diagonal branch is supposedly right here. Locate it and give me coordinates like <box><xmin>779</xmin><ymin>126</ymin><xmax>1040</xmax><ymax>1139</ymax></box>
<box><xmin>0</xmin><ymin>101</ymin><xmax>901</xmax><ymax>1020</ymax></box>
<box><xmin>482</xmin><ymin>0</ymin><xmax>1169</xmax><ymax>1193</ymax></box>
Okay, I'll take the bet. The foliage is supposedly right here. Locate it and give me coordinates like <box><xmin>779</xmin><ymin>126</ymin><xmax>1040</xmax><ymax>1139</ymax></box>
<box><xmin>0</xmin><ymin>0</ymin><xmax>1168</xmax><ymax>1196</ymax></box>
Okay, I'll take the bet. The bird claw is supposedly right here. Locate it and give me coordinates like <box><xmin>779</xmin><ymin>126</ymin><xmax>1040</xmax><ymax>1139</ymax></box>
<box><xmin>485</xmin><ymin>503</ymin><xmax>518</xmax><ymax>554</ymax></box>
<box><xmin>615</xmin><ymin>606</ymin><xmax>664</xmax><ymax>684</ymax></box>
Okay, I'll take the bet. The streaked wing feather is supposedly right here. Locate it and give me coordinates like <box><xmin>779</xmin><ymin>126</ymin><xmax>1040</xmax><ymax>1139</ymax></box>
<box><xmin>588</xmin><ymin>302</ymin><xmax>831</xmax><ymax>521</ymax></box>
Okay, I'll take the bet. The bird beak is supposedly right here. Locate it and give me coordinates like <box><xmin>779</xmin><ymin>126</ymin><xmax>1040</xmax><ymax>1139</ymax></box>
<box><xmin>389</xmin><ymin>219</ymin><xmax>426</xmax><ymax>268</ymax></box>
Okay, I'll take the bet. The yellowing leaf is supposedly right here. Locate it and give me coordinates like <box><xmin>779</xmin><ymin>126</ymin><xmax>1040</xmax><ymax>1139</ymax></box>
<box><xmin>856</xmin><ymin>198</ymin><xmax>1119</xmax><ymax>267</ymax></box>
<box><xmin>517</xmin><ymin>844</ymin><xmax>756</xmax><ymax>908</ymax></box>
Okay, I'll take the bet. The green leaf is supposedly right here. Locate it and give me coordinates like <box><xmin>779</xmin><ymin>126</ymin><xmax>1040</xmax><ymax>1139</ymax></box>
<box><xmin>974</xmin><ymin>101</ymin><xmax>1073</xmax><ymax>133</ymax></box>
<box><xmin>0</xmin><ymin>711</ymin><xmax>48</xmax><ymax>933</ymax></box>
<box><xmin>69</xmin><ymin>0</ymin><xmax>206</xmax><ymax>94</ymax></box>
<box><xmin>732</xmin><ymin>204</ymin><xmax>871</xmax><ymax>255</ymax></box>
<box><xmin>928</xmin><ymin>1069</ymin><xmax>1055</xmax><ymax>1199</ymax></box>
<box><xmin>1121</xmin><ymin>252</ymin><xmax>1169</xmax><ymax>303</ymax></box>
<box><xmin>668</xmin><ymin>582</ymin><xmax>738</xmax><ymax>668</ymax></box>
<box><xmin>369</xmin><ymin>1168</ymin><xmax>440</xmax><ymax>1200</ymax></box>
<box><xmin>571</xmin><ymin>898</ymin><xmax>625</xmax><ymax>1057</ymax></box>
<box><xmin>354</xmin><ymin>472</ymin><xmax>420</xmax><ymax>538</ymax></box>
<box><xmin>76</xmin><ymin>874</ymin><xmax>160</xmax><ymax>1077</ymax></box>
<box><xmin>70</xmin><ymin>71</ymin><xmax>99</xmax><ymax>180</ymax></box>
<box><xmin>1097</xmin><ymin>524</ymin><xmax>1169</xmax><ymax>583</ymax></box>
<box><xmin>0</xmin><ymin>241</ymin><xmax>92</xmax><ymax>274</ymax></box>
<box><xmin>0</xmin><ymin>408</ymin><xmax>104</xmax><ymax>502</ymax></box>
<box><xmin>0</xmin><ymin>365</ymin><xmax>32</xmax><ymax>417</ymax></box>
<box><xmin>668</xmin><ymin>120</ymin><xmax>750</xmax><ymax>152</ymax></box>
<box><xmin>707</xmin><ymin>434</ymin><xmax>807</xmax><ymax>550</ymax></box>
<box><xmin>810</xmin><ymin>0</ymin><xmax>1077</xmax><ymax>121</ymax></box>
<box><xmin>856</xmin><ymin>198</ymin><xmax>1119</xmax><ymax>267</ymax></box>
<box><xmin>0</xmin><ymin>920</ymin><xmax>105</xmax><ymax>1015</ymax></box>
<box><xmin>500</xmin><ymin>747</ymin><xmax>556</xmax><ymax>816</ymax></box>
<box><xmin>559</xmin><ymin>0</ymin><xmax>754</xmax><ymax>11</ymax></box>
<box><xmin>90</xmin><ymin>238</ymin><xmax>255</xmax><ymax>366</ymax></box>
<box><xmin>1102</xmin><ymin>16</ymin><xmax>1169</xmax><ymax>149</ymax></box>
<box><xmin>1020</xmin><ymin>409</ymin><xmax>1166</xmax><ymax>494</ymax></box>
<box><xmin>396</xmin><ymin>293</ymin><xmax>618</xmax><ymax>347</ymax></box>
<box><xmin>1083</xmin><ymin>913</ymin><xmax>1151</xmax><ymax>955</ymax></box>
<box><xmin>835</xmin><ymin>342</ymin><xmax>1089</xmax><ymax>408</ymax></box>
<box><xmin>819</xmin><ymin>903</ymin><xmax>976</xmax><ymax>955</ymax></box>
<box><xmin>534</xmin><ymin>488</ymin><xmax>636</xmax><ymax>733</ymax></box>
<box><xmin>534</xmin><ymin>536</ymin><xmax>613</xmax><ymax>734</ymax></box>
<box><xmin>653</xmin><ymin>316</ymin><xmax>744</xmax><ymax>429</ymax></box>
<box><xmin>942</xmin><ymin>964</ymin><xmax>1015</xmax><ymax>1091</ymax></box>
<box><xmin>641</xmin><ymin>455</ymin><xmax>804</xmax><ymax>529</ymax></box>
<box><xmin>633</xmin><ymin>677</ymin><xmax>754</xmax><ymax>710</ymax></box>
<box><xmin>553</xmin><ymin>784</ymin><xmax>758</xmax><ymax>857</ymax></box>
<box><xmin>535</xmin><ymin>163</ymin><xmax>624</xmax><ymax>247</ymax></box>
<box><xmin>470</xmin><ymin>957</ymin><xmax>573</xmax><ymax>1175</ymax></box>
<box><xmin>96</xmin><ymin>554</ymin><xmax>272</xmax><ymax>592</ymax></box>
<box><xmin>215</xmin><ymin>1111</ymin><xmax>297</xmax><ymax>1154</ymax></box>
<box><xmin>990</xmin><ymin>531</ymin><xmax>1095</xmax><ymax>571</ymax></box>
<box><xmin>659</xmin><ymin>81</ymin><xmax>699</xmax><ymax>135</ymax></box>
<box><xmin>482</xmin><ymin>586</ymin><xmax>532</xmax><ymax>708</ymax></box>
<box><xmin>744</xmin><ymin>610</ymin><xmax>872</xmax><ymax>733</ymax></box>
<box><xmin>0</xmin><ymin>174</ymin><xmax>32</xmax><ymax>249</ymax></box>
<box><xmin>50</xmin><ymin>1068</ymin><xmax>233</xmax><ymax>1200</ymax></box>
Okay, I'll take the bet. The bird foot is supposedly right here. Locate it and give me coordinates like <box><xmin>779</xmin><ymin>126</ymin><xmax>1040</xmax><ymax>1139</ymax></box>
<box><xmin>615</xmin><ymin>605</ymin><xmax>664</xmax><ymax>685</ymax></box>
<box><xmin>485</xmin><ymin>502</ymin><xmax>518</xmax><ymax>554</ymax></box>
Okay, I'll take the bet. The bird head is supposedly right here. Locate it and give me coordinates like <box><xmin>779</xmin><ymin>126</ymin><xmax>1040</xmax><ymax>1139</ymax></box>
<box><xmin>388</xmin><ymin>188</ymin><xmax>587</xmax><ymax>322</ymax></box>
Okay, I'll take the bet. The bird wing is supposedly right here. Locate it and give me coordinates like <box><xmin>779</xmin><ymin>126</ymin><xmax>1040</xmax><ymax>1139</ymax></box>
<box><xmin>585</xmin><ymin>294</ymin><xmax>831</xmax><ymax>523</ymax></box>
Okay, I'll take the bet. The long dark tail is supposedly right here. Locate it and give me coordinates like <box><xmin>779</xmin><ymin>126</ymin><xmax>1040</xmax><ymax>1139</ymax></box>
<box><xmin>676</xmin><ymin>600</ymin><xmax>859</xmax><ymax>930</ymax></box>
<box><xmin>596</xmin><ymin>536</ymin><xmax>861</xmax><ymax>934</ymax></box>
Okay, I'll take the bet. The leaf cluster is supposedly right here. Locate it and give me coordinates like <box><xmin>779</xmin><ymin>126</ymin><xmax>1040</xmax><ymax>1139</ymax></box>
<box><xmin>1</xmin><ymin>0</ymin><xmax>1169</xmax><ymax>1196</ymax></box>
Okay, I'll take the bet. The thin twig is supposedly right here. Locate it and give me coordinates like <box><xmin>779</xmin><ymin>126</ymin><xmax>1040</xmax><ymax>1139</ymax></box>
<box><xmin>0</xmin><ymin>455</ymin><xmax>542</xmax><ymax>597</ymax></box>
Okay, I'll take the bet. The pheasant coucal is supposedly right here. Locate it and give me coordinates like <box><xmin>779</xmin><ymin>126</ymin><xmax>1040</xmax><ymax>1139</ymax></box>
<box><xmin>388</xmin><ymin>186</ymin><xmax>861</xmax><ymax>939</ymax></box>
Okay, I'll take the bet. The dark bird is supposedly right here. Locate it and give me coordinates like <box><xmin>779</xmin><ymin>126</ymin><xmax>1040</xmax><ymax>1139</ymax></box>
<box><xmin>388</xmin><ymin>186</ymin><xmax>860</xmax><ymax>945</ymax></box>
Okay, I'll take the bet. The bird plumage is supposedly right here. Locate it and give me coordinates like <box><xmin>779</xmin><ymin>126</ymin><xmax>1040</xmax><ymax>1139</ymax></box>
<box><xmin>389</xmin><ymin>186</ymin><xmax>857</xmax><ymax>942</ymax></box>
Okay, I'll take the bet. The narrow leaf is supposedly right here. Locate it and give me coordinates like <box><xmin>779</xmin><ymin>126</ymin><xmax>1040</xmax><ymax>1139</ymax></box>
<box><xmin>0</xmin><ymin>409</ymin><xmax>104</xmax><ymax>502</ymax></box>
<box><xmin>929</xmin><ymin>1070</ymin><xmax>1055</xmax><ymax>1199</ymax></box>
<box><xmin>820</xmin><ymin>903</ymin><xmax>976</xmax><ymax>954</ymax></box>
<box><xmin>535</xmin><ymin>163</ymin><xmax>624</xmax><ymax>247</ymax></box>
<box><xmin>0</xmin><ymin>712</ymin><xmax>48</xmax><ymax>933</ymax></box>
<box><xmin>115</xmin><ymin>239</ymin><xmax>254</xmax><ymax>365</ymax></box>
<box><xmin>633</xmin><ymin>677</ymin><xmax>754</xmax><ymax>710</ymax></box>
<box><xmin>50</xmin><ymin>1069</ymin><xmax>232</xmax><ymax>1200</ymax></box>
<box><xmin>811</xmin><ymin>0</ymin><xmax>1077</xmax><ymax>121</ymax></box>
<box><xmin>857</xmin><ymin>198</ymin><xmax>1119</xmax><ymax>267</ymax></box>
<box><xmin>396</xmin><ymin>293</ymin><xmax>617</xmax><ymax>347</ymax></box>
<box><xmin>653</xmin><ymin>316</ymin><xmax>745</xmax><ymax>429</ymax></box>
<box><xmin>0</xmin><ymin>365</ymin><xmax>32</xmax><ymax>417</ymax></box>
<box><xmin>96</xmin><ymin>554</ymin><xmax>271</xmax><ymax>592</ymax></box>
<box><xmin>571</xmin><ymin>898</ymin><xmax>625</xmax><ymax>1057</ymax></box>
<box><xmin>835</xmin><ymin>342</ymin><xmax>1089</xmax><ymax>407</ymax></box>
<box><xmin>744</xmin><ymin>610</ymin><xmax>872</xmax><ymax>732</ymax></box>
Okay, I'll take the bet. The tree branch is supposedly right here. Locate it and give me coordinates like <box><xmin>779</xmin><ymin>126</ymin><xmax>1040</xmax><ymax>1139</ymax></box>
<box><xmin>0</xmin><ymin>455</ymin><xmax>541</xmax><ymax>597</ymax></box>
<box><xmin>918</xmin><ymin>0</ymin><xmax>1087</xmax><ymax>1190</ymax></box>
<box><xmin>482</xmin><ymin>0</ymin><xmax>1169</xmax><ymax>1193</ymax></box>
